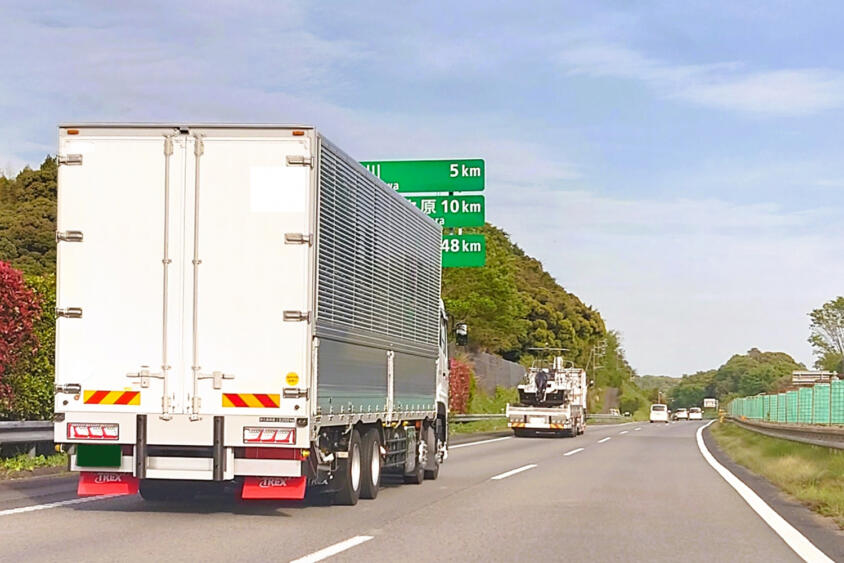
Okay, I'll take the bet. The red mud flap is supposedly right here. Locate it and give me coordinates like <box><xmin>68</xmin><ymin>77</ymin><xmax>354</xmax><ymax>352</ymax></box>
<box><xmin>241</xmin><ymin>476</ymin><xmax>306</xmax><ymax>500</ymax></box>
<box><xmin>78</xmin><ymin>472</ymin><xmax>139</xmax><ymax>497</ymax></box>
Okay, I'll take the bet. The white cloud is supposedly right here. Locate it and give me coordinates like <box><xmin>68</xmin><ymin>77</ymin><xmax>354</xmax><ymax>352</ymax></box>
<box><xmin>558</xmin><ymin>43</ymin><xmax>844</xmax><ymax>116</ymax></box>
<box><xmin>490</xmin><ymin>188</ymin><xmax>843</xmax><ymax>375</ymax></box>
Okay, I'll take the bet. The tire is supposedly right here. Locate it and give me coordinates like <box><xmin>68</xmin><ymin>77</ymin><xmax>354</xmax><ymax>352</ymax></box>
<box><xmin>334</xmin><ymin>429</ymin><xmax>363</xmax><ymax>505</ymax></box>
<box><xmin>513</xmin><ymin>429</ymin><xmax>530</xmax><ymax>438</ymax></box>
<box><xmin>404</xmin><ymin>431</ymin><xmax>425</xmax><ymax>485</ymax></box>
<box><xmin>360</xmin><ymin>428</ymin><xmax>381</xmax><ymax>500</ymax></box>
<box><xmin>423</xmin><ymin>423</ymin><xmax>440</xmax><ymax>480</ymax></box>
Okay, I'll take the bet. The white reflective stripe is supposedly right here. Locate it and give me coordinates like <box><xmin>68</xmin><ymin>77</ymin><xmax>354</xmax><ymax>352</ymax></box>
<box><xmin>289</xmin><ymin>536</ymin><xmax>374</xmax><ymax>563</ymax></box>
<box><xmin>0</xmin><ymin>495</ymin><xmax>120</xmax><ymax>517</ymax></box>
<box><xmin>696</xmin><ymin>422</ymin><xmax>833</xmax><ymax>563</ymax></box>
<box><xmin>449</xmin><ymin>436</ymin><xmax>512</xmax><ymax>449</ymax></box>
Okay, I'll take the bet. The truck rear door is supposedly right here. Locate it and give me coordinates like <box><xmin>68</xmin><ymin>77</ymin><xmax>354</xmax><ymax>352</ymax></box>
<box><xmin>56</xmin><ymin>127</ymin><xmax>186</xmax><ymax>416</ymax></box>
<box><xmin>183</xmin><ymin>128</ymin><xmax>314</xmax><ymax>419</ymax></box>
<box><xmin>57</xmin><ymin>126</ymin><xmax>314</xmax><ymax>423</ymax></box>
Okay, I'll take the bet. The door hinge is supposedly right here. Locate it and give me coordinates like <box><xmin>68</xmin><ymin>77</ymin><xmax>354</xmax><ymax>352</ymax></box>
<box><xmin>56</xmin><ymin>307</ymin><xmax>83</xmax><ymax>319</ymax></box>
<box><xmin>56</xmin><ymin>230</ymin><xmax>84</xmax><ymax>243</ymax></box>
<box><xmin>55</xmin><ymin>383</ymin><xmax>82</xmax><ymax>394</ymax></box>
<box><xmin>284</xmin><ymin>233</ymin><xmax>313</xmax><ymax>246</ymax></box>
<box><xmin>58</xmin><ymin>154</ymin><xmax>83</xmax><ymax>166</ymax></box>
<box><xmin>286</xmin><ymin>155</ymin><xmax>314</xmax><ymax>167</ymax></box>
<box><xmin>283</xmin><ymin>388</ymin><xmax>309</xmax><ymax>399</ymax></box>
<box><xmin>283</xmin><ymin>310</ymin><xmax>311</xmax><ymax>322</ymax></box>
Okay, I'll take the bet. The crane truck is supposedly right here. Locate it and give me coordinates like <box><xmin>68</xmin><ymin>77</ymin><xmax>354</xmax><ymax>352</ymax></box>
<box><xmin>506</xmin><ymin>353</ymin><xmax>587</xmax><ymax>437</ymax></box>
<box><xmin>53</xmin><ymin>124</ymin><xmax>449</xmax><ymax>505</ymax></box>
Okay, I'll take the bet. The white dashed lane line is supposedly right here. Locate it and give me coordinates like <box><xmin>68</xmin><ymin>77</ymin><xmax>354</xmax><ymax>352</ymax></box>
<box><xmin>449</xmin><ymin>436</ymin><xmax>512</xmax><ymax>450</ymax></box>
<box><xmin>598</xmin><ymin>437</ymin><xmax>611</xmax><ymax>444</ymax></box>
<box><xmin>289</xmin><ymin>536</ymin><xmax>374</xmax><ymax>563</ymax></box>
<box><xmin>619</xmin><ymin>430</ymin><xmax>629</xmax><ymax>435</ymax></box>
<box><xmin>491</xmin><ymin>464</ymin><xmax>537</xmax><ymax>480</ymax></box>
<box><xmin>563</xmin><ymin>448</ymin><xmax>584</xmax><ymax>457</ymax></box>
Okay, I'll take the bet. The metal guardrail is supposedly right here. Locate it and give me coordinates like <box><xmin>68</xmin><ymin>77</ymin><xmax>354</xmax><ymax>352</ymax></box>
<box><xmin>729</xmin><ymin>417</ymin><xmax>844</xmax><ymax>450</ymax></box>
<box><xmin>0</xmin><ymin>421</ymin><xmax>54</xmax><ymax>456</ymax></box>
<box><xmin>451</xmin><ymin>413</ymin><xmax>504</xmax><ymax>423</ymax></box>
<box><xmin>451</xmin><ymin>413</ymin><xmax>631</xmax><ymax>423</ymax></box>
<box><xmin>0</xmin><ymin>421</ymin><xmax>53</xmax><ymax>445</ymax></box>
<box><xmin>586</xmin><ymin>414</ymin><xmax>630</xmax><ymax>422</ymax></box>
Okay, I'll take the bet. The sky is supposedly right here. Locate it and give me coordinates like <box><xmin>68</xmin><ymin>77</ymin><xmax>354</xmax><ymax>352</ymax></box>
<box><xmin>2</xmin><ymin>1</ymin><xmax>843</xmax><ymax>376</ymax></box>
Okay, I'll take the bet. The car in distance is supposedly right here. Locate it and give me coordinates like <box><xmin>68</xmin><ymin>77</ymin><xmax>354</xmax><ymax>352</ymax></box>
<box><xmin>649</xmin><ymin>404</ymin><xmax>669</xmax><ymax>423</ymax></box>
<box><xmin>672</xmin><ymin>408</ymin><xmax>688</xmax><ymax>421</ymax></box>
<box><xmin>688</xmin><ymin>407</ymin><xmax>703</xmax><ymax>420</ymax></box>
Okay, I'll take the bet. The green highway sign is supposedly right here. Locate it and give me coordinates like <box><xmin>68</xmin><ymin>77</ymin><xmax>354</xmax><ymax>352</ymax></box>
<box><xmin>441</xmin><ymin>234</ymin><xmax>486</xmax><ymax>268</ymax></box>
<box><xmin>361</xmin><ymin>159</ymin><xmax>485</xmax><ymax>193</ymax></box>
<box><xmin>406</xmin><ymin>195</ymin><xmax>485</xmax><ymax>227</ymax></box>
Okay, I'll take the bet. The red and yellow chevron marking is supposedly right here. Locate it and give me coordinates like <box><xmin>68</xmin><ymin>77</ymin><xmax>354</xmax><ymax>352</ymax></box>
<box><xmin>83</xmin><ymin>390</ymin><xmax>140</xmax><ymax>405</ymax></box>
<box><xmin>222</xmin><ymin>393</ymin><xmax>280</xmax><ymax>408</ymax></box>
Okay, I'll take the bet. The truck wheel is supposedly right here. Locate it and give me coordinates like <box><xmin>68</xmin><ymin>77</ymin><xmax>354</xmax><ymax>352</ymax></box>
<box><xmin>334</xmin><ymin>429</ymin><xmax>363</xmax><ymax>505</ymax></box>
<box><xmin>423</xmin><ymin>424</ymin><xmax>440</xmax><ymax>480</ymax></box>
<box><xmin>404</xmin><ymin>433</ymin><xmax>425</xmax><ymax>485</ymax></box>
<box><xmin>360</xmin><ymin>429</ymin><xmax>381</xmax><ymax>500</ymax></box>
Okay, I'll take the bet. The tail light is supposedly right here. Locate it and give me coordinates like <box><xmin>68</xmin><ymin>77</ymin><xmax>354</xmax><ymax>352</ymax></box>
<box><xmin>68</xmin><ymin>423</ymin><xmax>119</xmax><ymax>440</ymax></box>
<box><xmin>243</xmin><ymin>427</ymin><xmax>295</xmax><ymax>444</ymax></box>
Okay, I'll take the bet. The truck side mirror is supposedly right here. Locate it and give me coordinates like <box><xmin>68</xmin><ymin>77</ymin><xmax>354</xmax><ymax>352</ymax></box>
<box><xmin>455</xmin><ymin>322</ymin><xmax>468</xmax><ymax>346</ymax></box>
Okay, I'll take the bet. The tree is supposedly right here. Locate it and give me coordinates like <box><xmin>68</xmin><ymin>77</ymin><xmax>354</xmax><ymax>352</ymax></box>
<box><xmin>0</xmin><ymin>157</ymin><xmax>57</xmax><ymax>275</ymax></box>
<box><xmin>808</xmin><ymin>297</ymin><xmax>844</xmax><ymax>373</ymax></box>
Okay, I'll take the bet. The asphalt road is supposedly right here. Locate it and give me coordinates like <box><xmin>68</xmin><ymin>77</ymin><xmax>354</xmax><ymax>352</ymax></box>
<box><xmin>0</xmin><ymin>421</ymin><xmax>827</xmax><ymax>562</ymax></box>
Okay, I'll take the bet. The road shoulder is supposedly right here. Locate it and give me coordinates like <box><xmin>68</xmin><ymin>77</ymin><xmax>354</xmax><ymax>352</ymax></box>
<box><xmin>703</xmin><ymin>424</ymin><xmax>844</xmax><ymax>561</ymax></box>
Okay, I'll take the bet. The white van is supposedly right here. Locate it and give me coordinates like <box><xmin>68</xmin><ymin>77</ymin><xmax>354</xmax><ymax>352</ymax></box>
<box><xmin>649</xmin><ymin>404</ymin><xmax>669</xmax><ymax>423</ymax></box>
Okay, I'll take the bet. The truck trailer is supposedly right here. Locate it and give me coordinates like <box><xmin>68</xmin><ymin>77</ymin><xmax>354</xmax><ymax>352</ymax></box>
<box><xmin>506</xmin><ymin>354</ymin><xmax>586</xmax><ymax>437</ymax></box>
<box><xmin>53</xmin><ymin>124</ymin><xmax>449</xmax><ymax>505</ymax></box>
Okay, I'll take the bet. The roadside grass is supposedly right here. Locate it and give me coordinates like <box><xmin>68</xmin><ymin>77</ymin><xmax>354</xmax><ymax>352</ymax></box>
<box><xmin>468</xmin><ymin>385</ymin><xmax>518</xmax><ymax>415</ymax></box>
<box><xmin>0</xmin><ymin>452</ymin><xmax>67</xmax><ymax>479</ymax></box>
<box><xmin>450</xmin><ymin>419</ymin><xmax>510</xmax><ymax>435</ymax></box>
<box><xmin>711</xmin><ymin>422</ymin><xmax>844</xmax><ymax>529</ymax></box>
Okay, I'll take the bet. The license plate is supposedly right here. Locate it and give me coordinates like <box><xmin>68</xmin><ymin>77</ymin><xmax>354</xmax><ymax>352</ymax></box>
<box><xmin>529</xmin><ymin>417</ymin><xmax>546</xmax><ymax>425</ymax></box>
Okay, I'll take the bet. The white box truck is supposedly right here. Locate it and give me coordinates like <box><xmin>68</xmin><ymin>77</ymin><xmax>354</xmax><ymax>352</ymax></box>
<box><xmin>53</xmin><ymin>124</ymin><xmax>449</xmax><ymax>505</ymax></box>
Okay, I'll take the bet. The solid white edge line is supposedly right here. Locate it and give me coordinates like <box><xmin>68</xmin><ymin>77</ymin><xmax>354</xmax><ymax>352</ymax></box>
<box><xmin>696</xmin><ymin>421</ymin><xmax>832</xmax><ymax>563</ymax></box>
<box><xmin>0</xmin><ymin>494</ymin><xmax>121</xmax><ymax>517</ymax></box>
<box><xmin>449</xmin><ymin>436</ymin><xmax>512</xmax><ymax>449</ymax></box>
<box><xmin>290</xmin><ymin>536</ymin><xmax>374</xmax><ymax>563</ymax></box>
<box><xmin>563</xmin><ymin>447</ymin><xmax>584</xmax><ymax>456</ymax></box>
<box><xmin>598</xmin><ymin>437</ymin><xmax>611</xmax><ymax>443</ymax></box>
<box><xmin>490</xmin><ymin>464</ymin><xmax>537</xmax><ymax>480</ymax></box>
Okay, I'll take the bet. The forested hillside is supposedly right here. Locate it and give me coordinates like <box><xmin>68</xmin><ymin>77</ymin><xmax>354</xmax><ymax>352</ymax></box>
<box><xmin>0</xmin><ymin>158</ymin><xmax>642</xmax><ymax>418</ymax></box>
<box><xmin>668</xmin><ymin>348</ymin><xmax>804</xmax><ymax>408</ymax></box>
<box><xmin>442</xmin><ymin>224</ymin><xmax>606</xmax><ymax>369</ymax></box>
<box><xmin>0</xmin><ymin>157</ymin><xmax>57</xmax><ymax>276</ymax></box>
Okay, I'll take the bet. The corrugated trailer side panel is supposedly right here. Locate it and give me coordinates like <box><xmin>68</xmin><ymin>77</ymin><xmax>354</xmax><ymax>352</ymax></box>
<box><xmin>314</xmin><ymin>137</ymin><xmax>442</xmax><ymax>419</ymax></box>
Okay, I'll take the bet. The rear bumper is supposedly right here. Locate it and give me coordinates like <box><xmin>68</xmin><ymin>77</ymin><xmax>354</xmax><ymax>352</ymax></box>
<box><xmin>58</xmin><ymin>413</ymin><xmax>308</xmax><ymax>482</ymax></box>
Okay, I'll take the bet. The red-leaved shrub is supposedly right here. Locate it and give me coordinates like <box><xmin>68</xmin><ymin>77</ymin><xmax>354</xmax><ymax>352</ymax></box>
<box><xmin>449</xmin><ymin>358</ymin><xmax>472</xmax><ymax>414</ymax></box>
<box><xmin>0</xmin><ymin>262</ymin><xmax>41</xmax><ymax>401</ymax></box>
